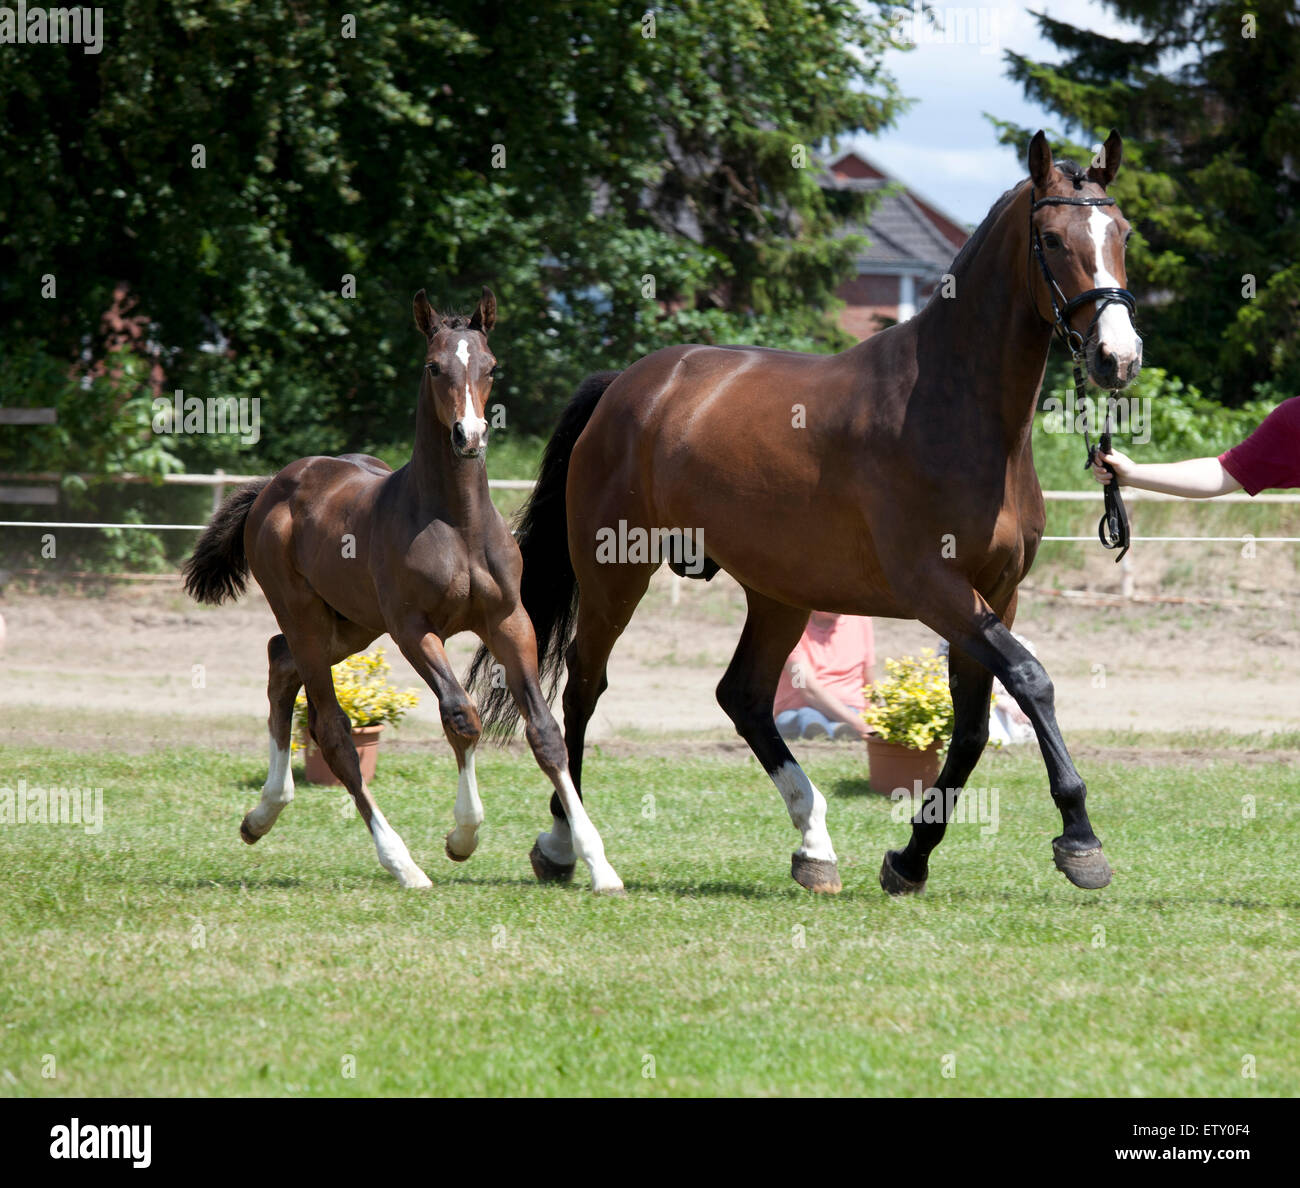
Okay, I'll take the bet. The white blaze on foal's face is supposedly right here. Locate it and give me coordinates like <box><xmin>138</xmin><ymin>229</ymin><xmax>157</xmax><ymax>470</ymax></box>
<box><xmin>1086</xmin><ymin>205</ymin><xmax>1142</xmax><ymax>382</ymax></box>
<box><xmin>452</xmin><ymin>336</ymin><xmax>489</xmax><ymax>455</ymax></box>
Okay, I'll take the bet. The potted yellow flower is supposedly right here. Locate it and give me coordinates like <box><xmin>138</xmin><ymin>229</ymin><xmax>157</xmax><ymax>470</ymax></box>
<box><xmin>860</xmin><ymin>649</ymin><xmax>954</xmax><ymax>796</ymax></box>
<box><xmin>293</xmin><ymin>648</ymin><xmax>421</xmax><ymax>785</ymax></box>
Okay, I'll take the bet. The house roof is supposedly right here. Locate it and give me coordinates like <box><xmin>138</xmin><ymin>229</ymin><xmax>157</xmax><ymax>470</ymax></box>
<box><xmin>823</xmin><ymin>151</ymin><xmax>970</xmax><ymax>276</ymax></box>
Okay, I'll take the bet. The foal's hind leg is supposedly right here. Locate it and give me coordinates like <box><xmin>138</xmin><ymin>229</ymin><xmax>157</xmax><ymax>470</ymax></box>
<box><xmin>240</xmin><ymin>634</ymin><xmax>301</xmax><ymax>844</ymax></box>
<box><xmin>270</xmin><ymin>600</ymin><xmax>430</xmax><ymax>888</ymax></box>
<box><xmin>718</xmin><ymin>589</ymin><xmax>841</xmax><ymax>893</ymax></box>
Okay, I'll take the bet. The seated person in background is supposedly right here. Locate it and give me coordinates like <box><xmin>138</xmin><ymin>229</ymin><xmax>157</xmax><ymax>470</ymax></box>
<box><xmin>774</xmin><ymin>612</ymin><xmax>874</xmax><ymax>741</ymax></box>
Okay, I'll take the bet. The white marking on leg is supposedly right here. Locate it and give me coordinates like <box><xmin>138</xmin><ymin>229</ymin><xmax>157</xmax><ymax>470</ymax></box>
<box><xmin>446</xmin><ymin>744</ymin><xmax>484</xmax><ymax>858</ymax></box>
<box><xmin>771</xmin><ymin>761</ymin><xmax>837</xmax><ymax>863</ymax></box>
<box><xmin>536</xmin><ymin>814</ymin><xmax>574</xmax><ymax>866</ymax></box>
<box><xmin>245</xmin><ymin>734</ymin><xmax>295</xmax><ymax>837</ymax></box>
<box><xmin>1088</xmin><ymin>207</ymin><xmax>1140</xmax><ymax>363</ymax></box>
<box><xmin>554</xmin><ymin>771</ymin><xmax>622</xmax><ymax>894</ymax></box>
<box><xmin>368</xmin><ymin>805</ymin><xmax>432</xmax><ymax>889</ymax></box>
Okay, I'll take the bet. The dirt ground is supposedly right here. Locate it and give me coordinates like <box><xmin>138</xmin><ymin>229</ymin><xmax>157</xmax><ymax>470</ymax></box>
<box><xmin>2</xmin><ymin>565</ymin><xmax>1298</xmax><ymax>753</ymax></box>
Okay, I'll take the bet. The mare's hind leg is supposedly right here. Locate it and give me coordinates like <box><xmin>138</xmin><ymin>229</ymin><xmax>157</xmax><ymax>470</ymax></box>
<box><xmin>717</xmin><ymin>588</ymin><xmax>841</xmax><ymax>893</ymax></box>
<box><xmin>390</xmin><ymin>621</ymin><xmax>486</xmax><ymax>864</ymax></box>
<box><xmin>269</xmin><ymin>597</ymin><xmax>430</xmax><ymax>888</ymax></box>
<box><xmin>240</xmin><ymin>633</ymin><xmax>301</xmax><ymax>843</ymax></box>
<box><xmin>536</xmin><ymin>561</ymin><xmax>656</xmax><ymax>881</ymax></box>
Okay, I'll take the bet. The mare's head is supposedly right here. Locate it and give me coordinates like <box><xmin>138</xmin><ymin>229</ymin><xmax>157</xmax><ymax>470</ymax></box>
<box><xmin>1027</xmin><ymin>130</ymin><xmax>1142</xmax><ymax>388</ymax></box>
<box><xmin>413</xmin><ymin>286</ymin><xmax>498</xmax><ymax>458</ymax></box>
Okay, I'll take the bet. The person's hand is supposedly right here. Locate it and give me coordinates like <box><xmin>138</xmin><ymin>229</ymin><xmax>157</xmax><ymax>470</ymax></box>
<box><xmin>1090</xmin><ymin>446</ymin><xmax>1133</xmax><ymax>486</ymax></box>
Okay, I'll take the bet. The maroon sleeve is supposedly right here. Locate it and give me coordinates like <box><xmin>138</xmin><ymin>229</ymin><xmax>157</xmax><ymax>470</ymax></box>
<box><xmin>1218</xmin><ymin>396</ymin><xmax>1300</xmax><ymax>494</ymax></box>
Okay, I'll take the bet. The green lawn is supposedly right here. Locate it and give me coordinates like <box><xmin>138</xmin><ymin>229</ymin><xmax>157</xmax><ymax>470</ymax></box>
<box><xmin>1</xmin><ymin>740</ymin><xmax>1297</xmax><ymax>1096</ymax></box>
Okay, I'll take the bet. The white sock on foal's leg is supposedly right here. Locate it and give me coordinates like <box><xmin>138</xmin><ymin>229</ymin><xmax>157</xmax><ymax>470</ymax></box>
<box><xmin>445</xmin><ymin>744</ymin><xmax>484</xmax><ymax>858</ymax></box>
<box><xmin>244</xmin><ymin>734</ymin><xmax>295</xmax><ymax>838</ymax></box>
<box><xmin>368</xmin><ymin>805</ymin><xmax>432</xmax><ymax>889</ymax></box>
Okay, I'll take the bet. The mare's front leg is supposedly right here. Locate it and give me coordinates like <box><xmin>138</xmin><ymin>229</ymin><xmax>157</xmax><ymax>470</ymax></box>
<box><xmin>392</xmin><ymin>621</ymin><xmax>485</xmax><ymax>863</ymax></box>
<box><xmin>908</xmin><ymin>576</ymin><xmax>1111</xmax><ymax>890</ymax></box>
<box><xmin>486</xmin><ymin>607</ymin><xmax>624</xmax><ymax>895</ymax></box>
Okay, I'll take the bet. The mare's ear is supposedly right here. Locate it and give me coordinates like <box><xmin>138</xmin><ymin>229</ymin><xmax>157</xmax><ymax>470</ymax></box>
<box><xmin>469</xmin><ymin>286</ymin><xmax>497</xmax><ymax>334</ymax></box>
<box><xmin>1028</xmin><ymin>130</ymin><xmax>1054</xmax><ymax>190</ymax></box>
<box><xmin>413</xmin><ymin>289</ymin><xmax>439</xmax><ymax>338</ymax></box>
<box><xmin>1087</xmin><ymin>129</ymin><xmax>1123</xmax><ymax>189</ymax></box>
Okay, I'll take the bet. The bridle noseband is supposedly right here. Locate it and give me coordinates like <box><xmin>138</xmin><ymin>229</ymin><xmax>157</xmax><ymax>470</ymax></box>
<box><xmin>1029</xmin><ymin>190</ymin><xmax>1136</xmax><ymax>356</ymax></box>
<box><xmin>1029</xmin><ymin>187</ymin><xmax>1138</xmax><ymax>562</ymax></box>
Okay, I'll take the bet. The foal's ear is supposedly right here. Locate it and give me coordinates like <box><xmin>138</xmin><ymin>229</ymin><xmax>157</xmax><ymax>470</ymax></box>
<box><xmin>1028</xmin><ymin>130</ymin><xmax>1054</xmax><ymax>189</ymax></box>
<box><xmin>469</xmin><ymin>286</ymin><xmax>497</xmax><ymax>334</ymax></box>
<box><xmin>1087</xmin><ymin>129</ymin><xmax>1123</xmax><ymax>189</ymax></box>
<box><xmin>413</xmin><ymin>289</ymin><xmax>438</xmax><ymax>339</ymax></box>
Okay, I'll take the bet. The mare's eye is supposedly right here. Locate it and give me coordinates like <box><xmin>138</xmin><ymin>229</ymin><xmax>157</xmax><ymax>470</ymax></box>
<box><xmin>1043</xmin><ymin>232</ymin><xmax>1064</xmax><ymax>251</ymax></box>
<box><xmin>426</xmin><ymin>361</ymin><xmax>441</xmax><ymax>376</ymax></box>
<box><xmin>488</xmin><ymin>364</ymin><xmax>500</xmax><ymax>378</ymax></box>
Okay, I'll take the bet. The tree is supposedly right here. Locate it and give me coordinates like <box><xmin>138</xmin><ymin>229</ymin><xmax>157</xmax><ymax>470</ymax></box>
<box><xmin>0</xmin><ymin>0</ymin><xmax>907</xmax><ymax>476</ymax></box>
<box><xmin>993</xmin><ymin>0</ymin><xmax>1300</xmax><ymax>405</ymax></box>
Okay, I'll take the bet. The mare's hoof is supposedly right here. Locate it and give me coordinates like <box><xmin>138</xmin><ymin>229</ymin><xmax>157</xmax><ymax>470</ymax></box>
<box><xmin>444</xmin><ymin>831</ymin><xmax>475</xmax><ymax>862</ymax></box>
<box><xmin>1052</xmin><ymin>840</ymin><xmax>1112</xmax><ymax>889</ymax></box>
<box><xmin>529</xmin><ymin>840</ymin><xmax>576</xmax><ymax>884</ymax></box>
<box><xmin>791</xmin><ymin>854</ymin><xmax>842</xmax><ymax>894</ymax></box>
<box><xmin>239</xmin><ymin>817</ymin><xmax>262</xmax><ymax>845</ymax></box>
<box><xmin>879</xmin><ymin>849</ymin><xmax>926</xmax><ymax>896</ymax></box>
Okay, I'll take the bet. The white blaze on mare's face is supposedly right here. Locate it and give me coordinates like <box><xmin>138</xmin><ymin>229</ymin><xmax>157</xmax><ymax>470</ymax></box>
<box><xmin>1087</xmin><ymin>206</ymin><xmax>1140</xmax><ymax>365</ymax></box>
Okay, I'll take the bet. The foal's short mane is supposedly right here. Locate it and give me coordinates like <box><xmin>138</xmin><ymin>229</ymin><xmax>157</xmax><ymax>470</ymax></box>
<box><xmin>945</xmin><ymin>158</ymin><xmax>1089</xmax><ymax>279</ymax></box>
<box><xmin>436</xmin><ymin>311</ymin><xmax>475</xmax><ymax>330</ymax></box>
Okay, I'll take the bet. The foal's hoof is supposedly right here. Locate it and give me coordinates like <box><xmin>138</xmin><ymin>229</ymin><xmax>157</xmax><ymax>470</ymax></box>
<box><xmin>879</xmin><ymin>850</ymin><xmax>926</xmax><ymax>896</ymax></box>
<box><xmin>1052</xmin><ymin>840</ymin><xmax>1113</xmax><ymax>889</ymax></box>
<box><xmin>239</xmin><ymin>817</ymin><xmax>263</xmax><ymax>845</ymax></box>
<box><xmin>791</xmin><ymin>854</ymin><xmax>842</xmax><ymax>894</ymax></box>
<box><xmin>444</xmin><ymin>831</ymin><xmax>476</xmax><ymax>863</ymax></box>
<box><xmin>529</xmin><ymin>840</ymin><xmax>576</xmax><ymax>884</ymax></box>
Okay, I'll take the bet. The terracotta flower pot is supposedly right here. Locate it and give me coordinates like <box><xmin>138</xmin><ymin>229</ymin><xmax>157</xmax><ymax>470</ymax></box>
<box><xmin>867</xmin><ymin>736</ymin><xmax>942</xmax><ymax>798</ymax></box>
<box><xmin>302</xmin><ymin>724</ymin><xmax>385</xmax><ymax>786</ymax></box>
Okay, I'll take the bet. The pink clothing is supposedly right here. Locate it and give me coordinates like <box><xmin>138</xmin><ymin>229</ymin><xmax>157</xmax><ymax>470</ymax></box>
<box><xmin>1219</xmin><ymin>396</ymin><xmax>1300</xmax><ymax>494</ymax></box>
<box><xmin>773</xmin><ymin>615</ymin><xmax>875</xmax><ymax>716</ymax></box>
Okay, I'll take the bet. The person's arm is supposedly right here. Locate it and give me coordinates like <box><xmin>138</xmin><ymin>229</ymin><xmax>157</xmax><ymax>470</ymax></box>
<box><xmin>797</xmin><ymin>670</ymin><xmax>871</xmax><ymax>738</ymax></box>
<box><xmin>1090</xmin><ymin>448</ymin><xmax>1242</xmax><ymax>499</ymax></box>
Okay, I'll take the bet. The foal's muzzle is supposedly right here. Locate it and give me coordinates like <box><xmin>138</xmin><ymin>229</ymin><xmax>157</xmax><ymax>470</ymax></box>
<box><xmin>451</xmin><ymin>420</ymin><xmax>486</xmax><ymax>458</ymax></box>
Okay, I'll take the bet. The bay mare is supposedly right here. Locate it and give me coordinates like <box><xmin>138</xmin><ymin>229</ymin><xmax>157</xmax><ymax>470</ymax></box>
<box><xmin>183</xmin><ymin>289</ymin><xmax>623</xmax><ymax>893</ymax></box>
<box><xmin>470</xmin><ymin>132</ymin><xmax>1142</xmax><ymax>896</ymax></box>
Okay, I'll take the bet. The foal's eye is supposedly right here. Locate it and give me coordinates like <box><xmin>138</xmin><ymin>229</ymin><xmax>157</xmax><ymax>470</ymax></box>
<box><xmin>488</xmin><ymin>364</ymin><xmax>500</xmax><ymax>378</ymax></box>
<box><xmin>1043</xmin><ymin>232</ymin><xmax>1064</xmax><ymax>251</ymax></box>
<box><xmin>426</xmin><ymin>361</ymin><xmax>441</xmax><ymax>376</ymax></box>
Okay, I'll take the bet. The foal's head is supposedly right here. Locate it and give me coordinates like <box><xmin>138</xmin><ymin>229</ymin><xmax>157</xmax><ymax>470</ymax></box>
<box><xmin>1027</xmin><ymin>130</ymin><xmax>1142</xmax><ymax>389</ymax></box>
<box><xmin>413</xmin><ymin>287</ymin><xmax>498</xmax><ymax>458</ymax></box>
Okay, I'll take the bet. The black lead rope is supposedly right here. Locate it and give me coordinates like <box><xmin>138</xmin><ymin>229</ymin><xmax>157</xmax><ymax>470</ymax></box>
<box><xmin>1029</xmin><ymin>185</ymin><xmax>1135</xmax><ymax>564</ymax></box>
<box><xmin>1075</xmin><ymin>353</ymin><xmax>1131</xmax><ymax>562</ymax></box>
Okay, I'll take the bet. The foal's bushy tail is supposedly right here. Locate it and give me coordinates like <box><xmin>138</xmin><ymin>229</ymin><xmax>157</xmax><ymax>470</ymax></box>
<box><xmin>182</xmin><ymin>478</ymin><xmax>271</xmax><ymax>605</ymax></box>
<box><xmin>466</xmin><ymin>369</ymin><xmax>622</xmax><ymax>738</ymax></box>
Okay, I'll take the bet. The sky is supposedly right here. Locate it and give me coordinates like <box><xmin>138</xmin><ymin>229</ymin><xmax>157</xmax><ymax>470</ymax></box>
<box><xmin>841</xmin><ymin>1</ymin><xmax>1151</xmax><ymax>226</ymax></box>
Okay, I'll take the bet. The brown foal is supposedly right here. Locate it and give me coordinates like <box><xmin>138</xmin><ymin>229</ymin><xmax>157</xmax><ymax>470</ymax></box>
<box><xmin>184</xmin><ymin>288</ymin><xmax>622</xmax><ymax>893</ymax></box>
<box><xmin>471</xmin><ymin>131</ymin><xmax>1142</xmax><ymax>896</ymax></box>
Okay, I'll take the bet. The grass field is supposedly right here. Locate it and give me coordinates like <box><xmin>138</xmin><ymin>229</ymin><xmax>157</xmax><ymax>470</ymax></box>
<box><xmin>2</xmin><ymin>736</ymin><xmax>1298</xmax><ymax>1097</ymax></box>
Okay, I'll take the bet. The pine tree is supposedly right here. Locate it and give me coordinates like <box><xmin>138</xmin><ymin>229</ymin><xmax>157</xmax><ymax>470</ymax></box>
<box><xmin>993</xmin><ymin>1</ymin><xmax>1300</xmax><ymax>405</ymax></box>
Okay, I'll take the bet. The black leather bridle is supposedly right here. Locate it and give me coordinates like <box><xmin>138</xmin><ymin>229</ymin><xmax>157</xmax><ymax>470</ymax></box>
<box><xmin>1030</xmin><ymin>187</ymin><xmax>1137</xmax><ymax>561</ymax></box>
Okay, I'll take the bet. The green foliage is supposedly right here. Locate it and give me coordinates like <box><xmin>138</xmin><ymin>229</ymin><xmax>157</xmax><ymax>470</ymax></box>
<box><xmin>0</xmin><ymin>0</ymin><xmax>907</xmax><ymax>479</ymax></box>
<box><xmin>993</xmin><ymin>0</ymin><xmax>1300</xmax><ymax>405</ymax></box>
<box><xmin>1032</xmin><ymin>366</ymin><xmax>1276</xmax><ymax>490</ymax></box>
<box><xmin>861</xmin><ymin>649</ymin><xmax>955</xmax><ymax>751</ymax></box>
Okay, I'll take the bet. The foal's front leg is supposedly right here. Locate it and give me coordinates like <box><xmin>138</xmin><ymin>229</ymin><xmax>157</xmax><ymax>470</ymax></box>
<box><xmin>392</xmin><ymin>624</ymin><xmax>486</xmax><ymax>862</ymax></box>
<box><xmin>486</xmin><ymin>607</ymin><xmax>624</xmax><ymax>895</ymax></box>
